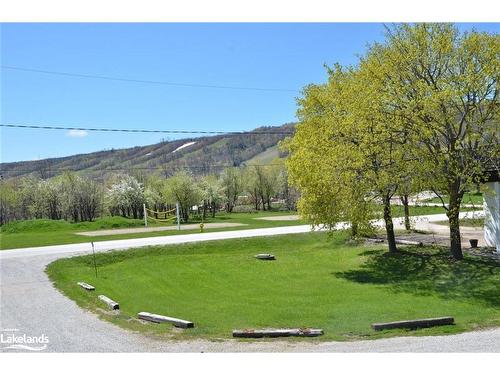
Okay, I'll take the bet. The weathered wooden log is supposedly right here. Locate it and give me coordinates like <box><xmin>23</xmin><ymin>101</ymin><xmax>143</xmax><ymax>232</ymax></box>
<box><xmin>138</xmin><ymin>312</ymin><xmax>194</xmax><ymax>328</ymax></box>
<box><xmin>366</xmin><ymin>238</ymin><xmax>384</xmax><ymax>244</ymax></box>
<box><xmin>232</xmin><ymin>328</ymin><xmax>323</xmax><ymax>338</ymax></box>
<box><xmin>98</xmin><ymin>295</ymin><xmax>119</xmax><ymax>310</ymax></box>
<box><xmin>371</xmin><ymin>316</ymin><xmax>454</xmax><ymax>331</ymax></box>
<box><xmin>395</xmin><ymin>239</ymin><xmax>423</xmax><ymax>247</ymax></box>
<box><xmin>77</xmin><ymin>281</ymin><xmax>95</xmax><ymax>291</ymax></box>
<box><xmin>255</xmin><ymin>254</ymin><xmax>276</xmax><ymax>260</ymax></box>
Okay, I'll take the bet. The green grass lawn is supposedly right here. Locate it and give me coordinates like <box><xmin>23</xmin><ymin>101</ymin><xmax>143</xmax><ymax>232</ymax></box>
<box><xmin>46</xmin><ymin>232</ymin><xmax>500</xmax><ymax>342</ymax></box>
<box><xmin>388</xmin><ymin>205</ymin><xmax>473</xmax><ymax>217</ymax></box>
<box><xmin>424</xmin><ymin>192</ymin><xmax>484</xmax><ymax>206</ymax></box>
<box><xmin>436</xmin><ymin>217</ymin><xmax>485</xmax><ymax>228</ymax></box>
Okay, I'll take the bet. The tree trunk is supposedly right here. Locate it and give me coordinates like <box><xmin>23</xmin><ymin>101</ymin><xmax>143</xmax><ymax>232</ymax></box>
<box><xmin>447</xmin><ymin>184</ymin><xmax>464</xmax><ymax>260</ymax></box>
<box><xmin>382</xmin><ymin>194</ymin><xmax>397</xmax><ymax>254</ymax></box>
<box><xmin>351</xmin><ymin>222</ymin><xmax>358</xmax><ymax>238</ymax></box>
<box><xmin>401</xmin><ymin>194</ymin><xmax>411</xmax><ymax>230</ymax></box>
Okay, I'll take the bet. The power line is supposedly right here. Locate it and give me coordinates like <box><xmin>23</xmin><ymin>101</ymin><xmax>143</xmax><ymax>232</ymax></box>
<box><xmin>0</xmin><ymin>164</ymin><xmax>286</xmax><ymax>174</ymax></box>
<box><xmin>0</xmin><ymin>123</ymin><xmax>295</xmax><ymax>135</ymax></box>
<box><xmin>1</xmin><ymin>65</ymin><xmax>299</xmax><ymax>93</ymax></box>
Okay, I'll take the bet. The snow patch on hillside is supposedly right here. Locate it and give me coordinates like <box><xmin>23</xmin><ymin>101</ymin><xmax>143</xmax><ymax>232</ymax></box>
<box><xmin>173</xmin><ymin>141</ymin><xmax>196</xmax><ymax>153</ymax></box>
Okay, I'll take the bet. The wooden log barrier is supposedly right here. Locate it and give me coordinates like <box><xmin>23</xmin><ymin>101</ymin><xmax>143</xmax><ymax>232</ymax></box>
<box><xmin>366</xmin><ymin>238</ymin><xmax>384</xmax><ymax>244</ymax></box>
<box><xmin>137</xmin><ymin>312</ymin><xmax>194</xmax><ymax>328</ymax></box>
<box><xmin>371</xmin><ymin>316</ymin><xmax>454</xmax><ymax>331</ymax></box>
<box><xmin>232</xmin><ymin>328</ymin><xmax>324</xmax><ymax>338</ymax></box>
<box><xmin>77</xmin><ymin>281</ymin><xmax>95</xmax><ymax>291</ymax></box>
<box><xmin>395</xmin><ymin>239</ymin><xmax>423</xmax><ymax>247</ymax></box>
<box><xmin>98</xmin><ymin>295</ymin><xmax>120</xmax><ymax>310</ymax></box>
<box><xmin>255</xmin><ymin>254</ymin><xmax>276</xmax><ymax>260</ymax></box>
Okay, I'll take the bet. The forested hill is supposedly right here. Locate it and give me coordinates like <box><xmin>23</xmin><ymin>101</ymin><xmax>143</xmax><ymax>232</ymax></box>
<box><xmin>1</xmin><ymin>123</ymin><xmax>295</xmax><ymax>180</ymax></box>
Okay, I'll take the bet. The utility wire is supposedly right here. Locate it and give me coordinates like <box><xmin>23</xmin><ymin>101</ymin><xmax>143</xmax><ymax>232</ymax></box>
<box><xmin>0</xmin><ymin>164</ymin><xmax>286</xmax><ymax>173</ymax></box>
<box><xmin>1</xmin><ymin>65</ymin><xmax>299</xmax><ymax>93</ymax></box>
<box><xmin>0</xmin><ymin>123</ymin><xmax>294</xmax><ymax>136</ymax></box>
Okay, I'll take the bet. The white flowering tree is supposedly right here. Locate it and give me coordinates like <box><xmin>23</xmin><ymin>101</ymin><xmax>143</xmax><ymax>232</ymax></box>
<box><xmin>199</xmin><ymin>175</ymin><xmax>225</xmax><ymax>218</ymax></box>
<box><xmin>163</xmin><ymin>171</ymin><xmax>201</xmax><ymax>222</ymax></box>
<box><xmin>106</xmin><ymin>175</ymin><xmax>145</xmax><ymax>218</ymax></box>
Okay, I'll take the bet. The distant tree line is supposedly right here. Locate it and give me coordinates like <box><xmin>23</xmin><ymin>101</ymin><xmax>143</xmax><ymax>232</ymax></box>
<box><xmin>0</xmin><ymin>160</ymin><xmax>299</xmax><ymax>225</ymax></box>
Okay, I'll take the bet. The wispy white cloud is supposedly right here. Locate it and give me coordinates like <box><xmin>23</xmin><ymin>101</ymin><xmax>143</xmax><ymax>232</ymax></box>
<box><xmin>66</xmin><ymin>129</ymin><xmax>89</xmax><ymax>138</ymax></box>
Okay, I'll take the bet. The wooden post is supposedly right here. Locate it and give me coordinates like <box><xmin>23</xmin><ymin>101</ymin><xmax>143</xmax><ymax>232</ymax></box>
<box><xmin>176</xmin><ymin>202</ymin><xmax>180</xmax><ymax>230</ymax></box>
<box><xmin>91</xmin><ymin>242</ymin><xmax>98</xmax><ymax>278</ymax></box>
<box><xmin>143</xmin><ymin>203</ymin><xmax>148</xmax><ymax>227</ymax></box>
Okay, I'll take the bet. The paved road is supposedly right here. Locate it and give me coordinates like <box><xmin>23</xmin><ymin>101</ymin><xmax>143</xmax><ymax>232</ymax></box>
<box><xmin>0</xmin><ymin>225</ymin><xmax>316</xmax><ymax>259</ymax></box>
<box><xmin>1</xmin><ymin>213</ymin><xmax>497</xmax><ymax>353</ymax></box>
<box><xmin>76</xmin><ymin>222</ymin><xmax>246</xmax><ymax>237</ymax></box>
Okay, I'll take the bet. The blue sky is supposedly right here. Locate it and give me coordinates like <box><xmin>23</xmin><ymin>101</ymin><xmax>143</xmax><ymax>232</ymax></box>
<box><xmin>1</xmin><ymin>23</ymin><xmax>499</xmax><ymax>163</ymax></box>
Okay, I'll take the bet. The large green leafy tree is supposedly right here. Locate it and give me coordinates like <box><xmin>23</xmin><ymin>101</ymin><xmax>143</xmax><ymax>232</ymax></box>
<box><xmin>286</xmin><ymin>64</ymin><xmax>416</xmax><ymax>252</ymax></box>
<box><xmin>287</xmin><ymin>23</ymin><xmax>499</xmax><ymax>260</ymax></box>
<box><xmin>365</xmin><ymin>24</ymin><xmax>500</xmax><ymax>259</ymax></box>
<box><xmin>199</xmin><ymin>175</ymin><xmax>225</xmax><ymax>218</ymax></box>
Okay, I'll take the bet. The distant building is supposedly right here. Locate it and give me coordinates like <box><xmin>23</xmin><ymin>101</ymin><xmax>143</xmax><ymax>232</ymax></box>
<box><xmin>483</xmin><ymin>166</ymin><xmax>500</xmax><ymax>252</ymax></box>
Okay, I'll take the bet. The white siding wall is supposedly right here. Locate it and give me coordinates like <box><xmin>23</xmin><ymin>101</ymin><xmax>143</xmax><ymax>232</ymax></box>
<box><xmin>484</xmin><ymin>181</ymin><xmax>500</xmax><ymax>252</ymax></box>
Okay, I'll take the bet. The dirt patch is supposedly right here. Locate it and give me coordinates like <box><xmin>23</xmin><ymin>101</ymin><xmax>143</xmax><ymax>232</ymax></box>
<box><xmin>370</xmin><ymin>229</ymin><xmax>492</xmax><ymax>254</ymax></box>
<box><xmin>96</xmin><ymin>307</ymin><xmax>120</xmax><ymax>316</ymax></box>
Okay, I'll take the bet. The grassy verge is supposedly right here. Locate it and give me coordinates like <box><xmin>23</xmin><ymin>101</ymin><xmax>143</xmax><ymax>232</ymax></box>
<box><xmin>388</xmin><ymin>205</ymin><xmax>474</xmax><ymax>217</ymax></box>
<box><xmin>424</xmin><ymin>192</ymin><xmax>484</xmax><ymax>205</ymax></box>
<box><xmin>46</xmin><ymin>232</ymin><xmax>500</xmax><ymax>342</ymax></box>
<box><xmin>436</xmin><ymin>217</ymin><xmax>485</xmax><ymax>228</ymax></box>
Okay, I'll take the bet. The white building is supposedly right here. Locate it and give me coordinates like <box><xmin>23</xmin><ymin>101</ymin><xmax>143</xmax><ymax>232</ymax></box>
<box><xmin>483</xmin><ymin>168</ymin><xmax>500</xmax><ymax>252</ymax></box>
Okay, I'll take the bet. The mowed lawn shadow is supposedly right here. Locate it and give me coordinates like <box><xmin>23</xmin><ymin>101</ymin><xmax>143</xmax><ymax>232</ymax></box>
<box><xmin>335</xmin><ymin>246</ymin><xmax>500</xmax><ymax>308</ymax></box>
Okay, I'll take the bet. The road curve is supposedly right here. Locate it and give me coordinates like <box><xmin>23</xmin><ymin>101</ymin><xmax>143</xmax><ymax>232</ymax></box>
<box><xmin>1</xmin><ymin>216</ymin><xmax>498</xmax><ymax>352</ymax></box>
